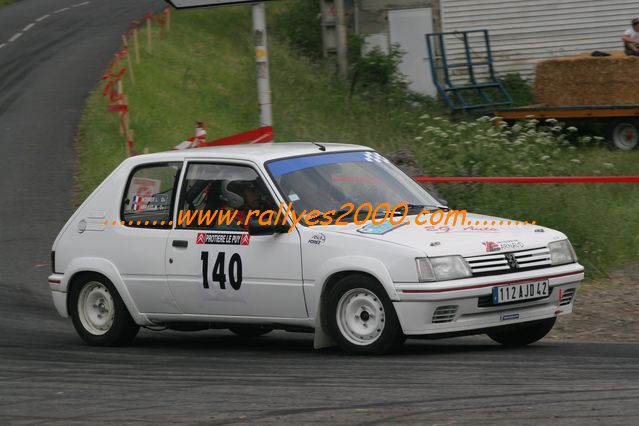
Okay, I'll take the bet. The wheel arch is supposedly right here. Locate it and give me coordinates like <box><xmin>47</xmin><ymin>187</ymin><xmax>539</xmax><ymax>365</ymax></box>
<box><xmin>311</xmin><ymin>257</ymin><xmax>399</xmax><ymax>349</ymax></box>
<box><xmin>62</xmin><ymin>258</ymin><xmax>150</xmax><ymax>325</ymax></box>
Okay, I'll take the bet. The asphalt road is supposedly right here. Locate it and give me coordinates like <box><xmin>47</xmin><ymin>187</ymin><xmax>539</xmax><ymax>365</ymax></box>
<box><xmin>1</xmin><ymin>1</ymin><xmax>638</xmax><ymax>425</ymax></box>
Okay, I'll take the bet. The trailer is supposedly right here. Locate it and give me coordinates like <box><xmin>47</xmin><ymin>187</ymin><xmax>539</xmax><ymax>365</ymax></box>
<box><xmin>495</xmin><ymin>104</ymin><xmax>639</xmax><ymax>151</ymax></box>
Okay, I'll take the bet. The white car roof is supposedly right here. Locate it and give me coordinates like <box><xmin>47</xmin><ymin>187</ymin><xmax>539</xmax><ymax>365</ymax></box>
<box><xmin>127</xmin><ymin>142</ymin><xmax>373</xmax><ymax>166</ymax></box>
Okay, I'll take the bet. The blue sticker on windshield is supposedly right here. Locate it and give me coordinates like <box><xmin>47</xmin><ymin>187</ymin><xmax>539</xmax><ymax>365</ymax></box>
<box><xmin>268</xmin><ymin>151</ymin><xmax>389</xmax><ymax>177</ymax></box>
<box><xmin>357</xmin><ymin>221</ymin><xmax>407</xmax><ymax>235</ymax></box>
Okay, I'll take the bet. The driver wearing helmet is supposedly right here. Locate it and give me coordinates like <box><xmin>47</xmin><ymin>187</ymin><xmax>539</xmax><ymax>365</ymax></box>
<box><xmin>218</xmin><ymin>179</ymin><xmax>266</xmax><ymax>230</ymax></box>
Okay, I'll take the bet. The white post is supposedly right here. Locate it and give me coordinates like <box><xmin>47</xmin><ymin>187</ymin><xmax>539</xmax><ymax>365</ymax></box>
<box><xmin>252</xmin><ymin>3</ymin><xmax>273</xmax><ymax>129</ymax></box>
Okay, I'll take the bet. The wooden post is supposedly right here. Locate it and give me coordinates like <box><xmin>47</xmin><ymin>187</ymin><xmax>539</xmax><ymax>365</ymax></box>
<box><xmin>146</xmin><ymin>17</ymin><xmax>152</xmax><ymax>54</ymax></box>
<box><xmin>122</xmin><ymin>35</ymin><xmax>135</xmax><ymax>84</ymax></box>
<box><xmin>133</xmin><ymin>28</ymin><xmax>140</xmax><ymax>64</ymax></box>
<box><xmin>127</xmin><ymin>130</ymin><xmax>134</xmax><ymax>157</ymax></box>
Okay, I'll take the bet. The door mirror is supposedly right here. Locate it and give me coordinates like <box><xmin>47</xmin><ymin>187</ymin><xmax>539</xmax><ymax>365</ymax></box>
<box><xmin>248</xmin><ymin>218</ymin><xmax>288</xmax><ymax>236</ymax></box>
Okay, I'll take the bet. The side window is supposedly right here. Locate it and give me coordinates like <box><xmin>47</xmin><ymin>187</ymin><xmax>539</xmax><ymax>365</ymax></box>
<box><xmin>121</xmin><ymin>163</ymin><xmax>181</xmax><ymax>228</ymax></box>
<box><xmin>178</xmin><ymin>163</ymin><xmax>276</xmax><ymax>230</ymax></box>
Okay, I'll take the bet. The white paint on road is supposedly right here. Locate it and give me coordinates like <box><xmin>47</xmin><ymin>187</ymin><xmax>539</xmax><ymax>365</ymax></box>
<box><xmin>3</xmin><ymin>1</ymin><xmax>92</xmax><ymax>47</ymax></box>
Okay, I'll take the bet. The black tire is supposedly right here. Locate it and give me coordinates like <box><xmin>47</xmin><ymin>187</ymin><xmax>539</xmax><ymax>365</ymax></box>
<box><xmin>324</xmin><ymin>274</ymin><xmax>405</xmax><ymax>355</ymax></box>
<box><xmin>69</xmin><ymin>273</ymin><xmax>139</xmax><ymax>346</ymax></box>
<box><xmin>607</xmin><ymin>118</ymin><xmax>639</xmax><ymax>150</ymax></box>
<box><xmin>228</xmin><ymin>325</ymin><xmax>273</xmax><ymax>337</ymax></box>
<box><xmin>487</xmin><ymin>318</ymin><xmax>556</xmax><ymax>347</ymax></box>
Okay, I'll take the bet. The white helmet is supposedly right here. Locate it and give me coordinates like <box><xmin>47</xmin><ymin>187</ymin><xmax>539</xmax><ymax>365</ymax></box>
<box><xmin>220</xmin><ymin>180</ymin><xmax>245</xmax><ymax>208</ymax></box>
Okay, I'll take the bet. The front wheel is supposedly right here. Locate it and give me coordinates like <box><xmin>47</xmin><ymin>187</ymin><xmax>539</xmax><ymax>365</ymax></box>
<box><xmin>325</xmin><ymin>274</ymin><xmax>405</xmax><ymax>355</ymax></box>
<box><xmin>487</xmin><ymin>318</ymin><xmax>556</xmax><ymax>346</ymax></box>
<box><xmin>608</xmin><ymin>119</ymin><xmax>639</xmax><ymax>150</ymax></box>
<box><xmin>69</xmin><ymin>273</ymin><xmax>139</xmax><ymax>346</ymax></box>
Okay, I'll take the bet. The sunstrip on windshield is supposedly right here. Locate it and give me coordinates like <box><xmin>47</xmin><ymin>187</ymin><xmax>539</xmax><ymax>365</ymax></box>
<box><xmin>268</xmin><ymin>151</ymin><xmax>389</xmax><ymax>177</ymax></box>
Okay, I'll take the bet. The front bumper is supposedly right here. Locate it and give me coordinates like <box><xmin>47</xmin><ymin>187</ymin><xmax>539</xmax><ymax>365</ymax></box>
<box><xmin>393</xmin><ymin>264</ymin><xmax>583</xmax><ymax>335</ymax></box>
<box><xmin>48</xmin><ymin>274</ymin><xmax>68</xmax><ymax>318</ymax></box>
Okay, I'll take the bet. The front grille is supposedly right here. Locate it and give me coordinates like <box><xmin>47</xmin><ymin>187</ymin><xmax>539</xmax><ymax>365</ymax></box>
<box><xmin>560</xmin><ymin>288</ymin><xmax>576</xmax><ymax>306</ymax></box>
<box><xmin>432</xmin><ymin>305</ymin><xmax>458</xmax><ymax>323</ymax></box>
<box><xmin>465</xmin><ymin>247</ymin><xmax>552</xmax><ymax>277</ymax></box>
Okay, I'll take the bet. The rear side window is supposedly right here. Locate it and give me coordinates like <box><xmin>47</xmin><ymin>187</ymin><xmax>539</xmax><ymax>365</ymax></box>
<box><xmin>121</xmin><ymin>163</ymin><xmax>181</xmax><ymax>228</ymax></box>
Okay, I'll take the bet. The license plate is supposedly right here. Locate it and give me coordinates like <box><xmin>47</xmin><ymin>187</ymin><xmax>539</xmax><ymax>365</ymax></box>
<box><xmin>492</xmin><ymin>280</ymin><xmax>549</xmax><ymax>304</ymax></box>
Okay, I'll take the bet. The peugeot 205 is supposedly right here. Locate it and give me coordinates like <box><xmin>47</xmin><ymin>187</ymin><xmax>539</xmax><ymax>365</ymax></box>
<box><xmin>48</xmin><ymin>143</ymin><xmax>583</xmax><ymax>354</ymax></box>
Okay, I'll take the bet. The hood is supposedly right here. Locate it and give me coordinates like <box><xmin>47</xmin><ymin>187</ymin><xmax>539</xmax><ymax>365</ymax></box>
<box><xmin>317</xmin><ymin>212</ymin><xmax>567</xmax><ymax>257</ymax></box>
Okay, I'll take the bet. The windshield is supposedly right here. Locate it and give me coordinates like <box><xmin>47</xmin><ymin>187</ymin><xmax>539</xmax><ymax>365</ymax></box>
<box><xmin>266</xmin><ymin>151</ymin><xmax>441</xmax><ymax>221</ymax></box>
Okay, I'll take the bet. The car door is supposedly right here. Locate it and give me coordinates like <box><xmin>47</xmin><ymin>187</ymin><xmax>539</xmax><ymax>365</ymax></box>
<box><xmin>112</xmin><ymin>161</ymin><xmax>183</xmax><ymax>315</ymax></box>
<box><xmin>165</xmin><ymin>160</ymin><xmax>307</xmax><ymax>318</ymax></box>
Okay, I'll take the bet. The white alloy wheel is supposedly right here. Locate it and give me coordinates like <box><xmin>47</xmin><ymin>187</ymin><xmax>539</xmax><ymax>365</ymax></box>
<box><xmin>77</xmin><ymin>281</ymin><xmax>115</xmax><ymax>335</ymax></box>
<box><xmin>336</xmin><ymin>288</ymin><xmax>385</xmax><ymax>346</ymax></box>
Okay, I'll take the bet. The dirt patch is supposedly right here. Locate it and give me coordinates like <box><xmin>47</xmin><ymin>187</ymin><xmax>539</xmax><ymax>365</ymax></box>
<box><xmin>550</xmin><ymin>263</ymin><xmax>639</xmax><ymax>342</ymax></box>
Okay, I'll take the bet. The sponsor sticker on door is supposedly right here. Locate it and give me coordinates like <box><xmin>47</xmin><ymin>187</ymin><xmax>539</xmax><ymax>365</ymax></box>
<box><xmin>196</xmin><ymin>233</ymin><xmax>250</xmax><ymax>245</ymax></box>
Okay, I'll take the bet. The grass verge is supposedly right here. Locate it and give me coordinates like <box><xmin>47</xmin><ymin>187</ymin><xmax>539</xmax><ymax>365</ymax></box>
<box><xmin>76</xmin><ymin>6</ymin><xmax>639</xmax><ymax>275</ymax></box>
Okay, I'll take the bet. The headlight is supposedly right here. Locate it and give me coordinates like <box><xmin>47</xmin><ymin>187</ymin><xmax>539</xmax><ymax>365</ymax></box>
<box><xmin>416</xmin><ymin>256</ymin><xmax>472</xmax><ymax>282</ymax></box>
<box><xmin>548</xmin><ymin>239</ymin><xmax>577</xmax><ymax>266</ymax></box>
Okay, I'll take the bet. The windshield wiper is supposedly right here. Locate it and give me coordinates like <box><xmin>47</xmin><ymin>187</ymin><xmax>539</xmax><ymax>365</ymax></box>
<box><xmin>404</xmin><ymin>204</ymin><xmax>449</xmax><ymax>213</ymax></box>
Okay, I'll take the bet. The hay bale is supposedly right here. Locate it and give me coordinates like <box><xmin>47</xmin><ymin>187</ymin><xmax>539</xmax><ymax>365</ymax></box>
<box><xmin>534</xmin><ymin>52</ymin><xmax>639</xmax><ymax>106</ymax></box>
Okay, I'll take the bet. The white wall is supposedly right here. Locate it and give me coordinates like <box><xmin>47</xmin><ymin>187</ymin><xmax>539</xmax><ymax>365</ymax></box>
<box><xmin>441</xmin><ymin>0</ymin><xmax>639</xmax><ymax>82</ymax></box>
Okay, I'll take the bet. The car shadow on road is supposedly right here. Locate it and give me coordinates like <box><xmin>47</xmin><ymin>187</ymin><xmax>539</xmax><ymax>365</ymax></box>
<box><xmin>101</xmin><ymin>329</ymin><xmax>557</xmax><ymax>358</ymax></box>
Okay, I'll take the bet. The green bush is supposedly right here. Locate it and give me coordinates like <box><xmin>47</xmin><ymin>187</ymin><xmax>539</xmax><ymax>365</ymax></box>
<box><xmin>350</xmin><ymin>43</ymin><xmax>407</xmax><ymax>92</ymax></box>
<box><xmin>499</xmin><ymin>73</ymin><xmax>535</xmax><ymax>106</ymax></box>
<box><xmin>270</xmin><ymin>0</ymin><xmax>323</xmax><ymax>60</ymax></box>
<box><xmin>414</xmin><ymin>115</ymin><xmax>603</xmax><ymax>177</ymax></box>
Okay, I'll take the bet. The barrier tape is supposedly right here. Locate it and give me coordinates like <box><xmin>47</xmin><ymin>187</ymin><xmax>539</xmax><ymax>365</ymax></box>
<box><xmin>107</xmin><ymin>104</ymin><xmax>128</xmax><ymax>113</ymax></box>
<box><xmin>199</xmin><ymin>126</ymin><xmax>273</xmax><ymax>147</ymax></box>
<box><xmin>101</xmin><ymin>80</ymin><xmax>114</xmax><ymax>97</ymax></box>
<box><xmin>413</xmin><ymin>176</ymin><xmax>639</xmax><ymax>184</ymax></box>
<box><xmin>115</xmin><ymin>66</ymin><xmax>126</xmax><ymax>81</ymax></box>
<box><xmin>173</xmin><ymin>126</ymin><xmax>273</xmax><ymax>150</ymax></box>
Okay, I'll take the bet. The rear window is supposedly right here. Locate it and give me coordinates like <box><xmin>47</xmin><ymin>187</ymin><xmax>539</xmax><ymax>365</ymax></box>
<box><xmin>121</xmin><ymin>163</ymin><xmax>181</xmax><ymax>228</ymax></box>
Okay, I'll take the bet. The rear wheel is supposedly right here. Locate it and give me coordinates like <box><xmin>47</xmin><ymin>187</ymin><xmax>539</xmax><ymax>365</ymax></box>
<box><xmin>69</xmin><ymin>273</ymin><xmax>139</xmax><ymax>346</ymax></box>
<box><xmin>608</xmin><ymin>119</ymin><xmax>639</xmax><ymax>150</ymax></box>
<box><xmin>228</xmin><ymin>325</ymin><xmax>273</xmax><ymax>337</ymax></box>
<box><xmin>487</xmin><ymin>318</ymin><xmax>556</xmax><ymax>346</ymax></box>
<box><xmin>325</xmin><ymin>274</ymin><xmax>405</xmax><ymax>355</ymax></box>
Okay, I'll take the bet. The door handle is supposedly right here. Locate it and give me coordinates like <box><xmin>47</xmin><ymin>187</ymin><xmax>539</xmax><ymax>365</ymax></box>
<box><xmin>172</xmin><ymin>240</ymin><xmax>188</xmax><ymax>248</ymax></box>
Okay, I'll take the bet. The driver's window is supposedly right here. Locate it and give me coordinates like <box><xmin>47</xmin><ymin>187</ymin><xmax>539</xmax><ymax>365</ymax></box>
<box><xmin>178</xmin><ymin>163</ymin><xmax>275</xmax><ymax>230</ymax></box>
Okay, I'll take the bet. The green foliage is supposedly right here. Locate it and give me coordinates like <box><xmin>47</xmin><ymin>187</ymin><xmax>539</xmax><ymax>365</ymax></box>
<box><xmin>270</xmin><ymin>0</ymin><xmax>322</xmax><ymax>60</ymax></box>
<box><xmin>499</xmin><ymin>73</ymin><xmax>535</xmax><ymax>106</ymax></box>
<box><xmin>415</xmin><ymin>116</ymin><xmax>601</xmax><ymax>176</ymax></box>
<box><xmin>350</xmin><ymin>43</ymin><xmax>407</xmax><ymax>91</ymax></box>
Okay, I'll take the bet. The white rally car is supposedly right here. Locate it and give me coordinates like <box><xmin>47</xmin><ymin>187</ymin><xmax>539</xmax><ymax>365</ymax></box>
<box><xmin>48</xmin><ymin>143</ymin><xmax>583</xmax><ymax>354</ymax></box>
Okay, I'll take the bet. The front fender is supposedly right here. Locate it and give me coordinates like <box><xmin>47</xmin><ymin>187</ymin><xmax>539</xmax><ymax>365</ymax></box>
<box><xmin>59</xmin><ymin>257</ymin><xmax>152</xmax><ymax>325</ymax></box>
<box><xmin>310</xmin><ymin>256</ymin><xmax>398</xmax><ymax>349</ymax></box>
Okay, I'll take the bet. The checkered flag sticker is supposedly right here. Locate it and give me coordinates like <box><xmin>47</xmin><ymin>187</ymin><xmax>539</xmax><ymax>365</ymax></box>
<box><xmin>363</xmin><ymin>151</ymin><xmax>390</xmax><ymax>163</ymax></box>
